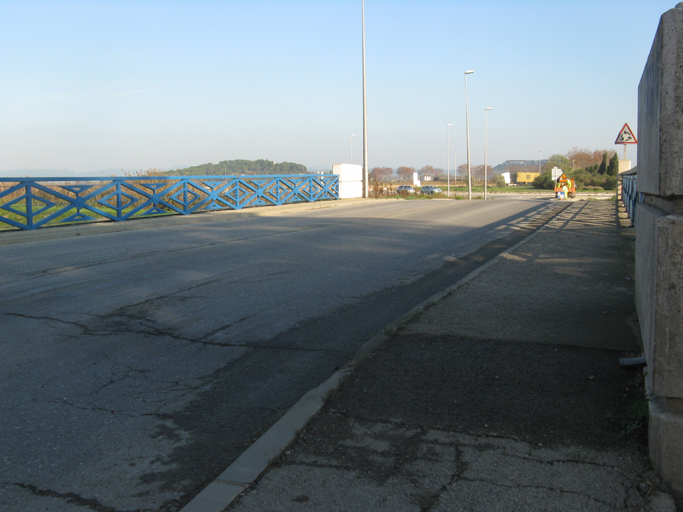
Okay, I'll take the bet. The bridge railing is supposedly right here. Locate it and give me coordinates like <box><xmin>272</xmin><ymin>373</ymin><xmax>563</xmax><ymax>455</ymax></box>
<box><xmin>621</xmin><ymin>172</ymin><xmax>641</xmax><ymax>226</ymax></box>
<box><xmin>0</xmin><ymin>174</ymin><xmax>339</xmax><ymax>231</ymax></box>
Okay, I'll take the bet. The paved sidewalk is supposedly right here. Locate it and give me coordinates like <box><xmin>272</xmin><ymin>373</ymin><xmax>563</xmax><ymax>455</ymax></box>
<box><xmin>220</xmin><ymin>200</ymin><xmax>677</xmax><ymax>511</ymax></box>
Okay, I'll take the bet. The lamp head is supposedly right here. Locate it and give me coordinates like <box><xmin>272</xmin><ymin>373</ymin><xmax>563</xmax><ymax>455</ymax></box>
<box><xmin>485</xmin><ymin>107</ymin><xmax>492</xmax><ymax>111</ymax></box>
<box><xmin>465</xmin><ymin>70</ymin><xmax>474</xmax><ymax>74</ymax></box>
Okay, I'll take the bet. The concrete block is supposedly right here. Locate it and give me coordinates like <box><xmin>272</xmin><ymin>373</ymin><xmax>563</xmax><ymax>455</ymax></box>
<box><xmin>339</xmin><ymin>181</ymin><xmax>363</xmax><ymax>199</ymax></box>
<box><xmin>637</xmin><ymin>203</ymin><xmax>664</xmax><ymax>377</ymax></box>
<box><xmin>332</xmin><ymin>163</ymin><xmax>362</xmax><ymax>182</ymax></box>
<box><xmin>638</xmin><ymin>6</ymin><xmax>683</xmax><ymax>197</ymax></box>
<box><xmin>332</xmin><ymin>164</ymin><xmax>363</xmax><ymax>199</ymax></box>
<box><xmin>636</xmin><ymin>203</ymin><xmax>683</xmax><ymax>398</ymax></box>
<box><xmin>649</xmin><ymin>397</ymin><xmax>683</xmax><ymax>502</ymax></box>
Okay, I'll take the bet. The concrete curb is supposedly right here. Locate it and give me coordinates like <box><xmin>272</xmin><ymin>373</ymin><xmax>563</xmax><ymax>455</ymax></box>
<box><xmin>178</xmin><ymin>204</ymin><xmax>569</xmax><ymax>512</ymax></box>
<box><xmin>179</xmin><ymin>368</ymin><xmax>353</xmax><ymax>512</ymax></box>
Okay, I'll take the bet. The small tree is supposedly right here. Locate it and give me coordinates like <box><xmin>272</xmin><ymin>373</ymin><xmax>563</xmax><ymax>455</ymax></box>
<box><xmin>456</xmin><ymin>163</ymin><xmax>468</xmax><ymax>182</ymax></box>
<box><xmin>598</xmin><ymin>153</ymin><xmax>608</xmax><ymax>175</ymax></box>
<box><xmin>418</xmin><ymin>165</ymin><xmax>435</xmax><ymax>178</ymax></box>
<box><xmin>397</xmin><ymin>166</ymin><xmax>415</xmax><ymax>182</ymax></box>
<box><xmin>471</xmin><ymin>165</ymin><xmax>485</xmax><ymax>183</ymax></box>
<box><xmin>607</xmin><ymin>154</ymin><xmax>619</xmax><ymax>176</ymax></box>
<box><xmin>369</xmin><ymin>175</ymin><xmax>386</xmax><ymax>198</ymax></box>
<box><xmin>370</xmin><ymin>167</ymin><xmax>392</xmax><ymax>181</ymax></box>
<box><xmin>543</xmin><ymin>154</ymin><xmax>572</xmax><ymax>174</ymax></box>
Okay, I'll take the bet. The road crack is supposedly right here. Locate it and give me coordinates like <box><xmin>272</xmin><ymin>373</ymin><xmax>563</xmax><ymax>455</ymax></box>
<box><xmin>10</xmin><ymin>482</ymin><xmax>136</xmax><ymax>512</ymax></box>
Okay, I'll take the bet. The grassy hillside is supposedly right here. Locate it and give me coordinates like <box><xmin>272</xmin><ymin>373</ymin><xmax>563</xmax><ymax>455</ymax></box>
<box><xmin>167</xmin><ymin>159</ymin><xmax>308</xmax><ymax>176</ymax></box>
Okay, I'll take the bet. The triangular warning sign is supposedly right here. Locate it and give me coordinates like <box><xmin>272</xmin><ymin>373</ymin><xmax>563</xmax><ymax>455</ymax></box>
<box><xmin>615</xmin><ymin>123</ymin><xmax>638</xmax><ymax>144</ymax></box>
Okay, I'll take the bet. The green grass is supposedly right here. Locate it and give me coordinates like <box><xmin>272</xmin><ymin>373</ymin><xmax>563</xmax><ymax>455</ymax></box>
<box><xmin>0</xmin><ymin>203</ymin><xmax>174</xmax><ymax>230</ymax></box>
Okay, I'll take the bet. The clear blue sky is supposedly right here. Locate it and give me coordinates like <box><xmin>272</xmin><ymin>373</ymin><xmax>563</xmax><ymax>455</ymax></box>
<box><xmin>0</xmin><ymin>0</ymin><xmax>675</xmax><ymax>175</ymax></box>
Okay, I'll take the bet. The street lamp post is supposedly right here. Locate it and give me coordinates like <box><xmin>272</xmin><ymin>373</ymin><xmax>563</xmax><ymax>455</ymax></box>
<box><xmin>484</xmin><ymin>107</ymin><xmax>492</xmax><ymax>200</ymax></box>
<box><xmin>539</xmin><ymin>150</ymin><xmax>542</xmax><ymax>174</ymax></box>
<box><xmin>465</xmin><ymin>70</ymin><xmax>474</xmax><ymax>200</ymax></box>
<box><xmin>362</xmin><ymin>0</ymin><xmax>369</xmax><ymax>198</ymax></box>
<box><xmin>447</xmin><ymin>123</ymin><xmax>452</xmax><ymax>198</ymax></box>
<box><xmin>454</xmin><ymin>149</ymin><xmax>457</xmax><ymax>191</ymax></box>
<box><xmin>350</xmin><ymin>133</ymin><xmax>355</xmax><ymax>164</ymax></box>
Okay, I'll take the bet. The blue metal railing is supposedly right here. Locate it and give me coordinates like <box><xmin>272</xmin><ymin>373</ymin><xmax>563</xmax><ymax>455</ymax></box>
<box><xmin>621</xmin><ymin>173</ymin><xmax>642</xmax><ymax>226</ymax></box>
<box><xmin>0</xmin><ymin>174</ymin><xmax>339</xmax><ymax>231</ymax></box>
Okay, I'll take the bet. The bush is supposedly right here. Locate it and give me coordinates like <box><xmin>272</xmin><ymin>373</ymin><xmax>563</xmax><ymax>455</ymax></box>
<box><xmin>604</xmin><ymin>176</ymin><xmax>617</xmax><ymax>190</ymax></box>
<box><xmin>532</xmin><ymin>172</ymin><xmax>555</xmax><ymax>190</ymax></box>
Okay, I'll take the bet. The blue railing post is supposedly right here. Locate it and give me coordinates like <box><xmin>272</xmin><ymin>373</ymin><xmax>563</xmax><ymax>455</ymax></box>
<box><xmin>620</xmin><ymin>173</ymin><xmax>640</xmax><ymax>227</ymax></box>
<box><xmin>25</xmin><ymin>183</ymin><xmax>34</xmax><ymax>230</ymax></box>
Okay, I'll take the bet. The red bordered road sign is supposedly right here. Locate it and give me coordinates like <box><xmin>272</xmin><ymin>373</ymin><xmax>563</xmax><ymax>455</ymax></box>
<box><xmin>615</xmin><ymin>123</ymin><xmax>637</xmax><ymax>144</ymax></box>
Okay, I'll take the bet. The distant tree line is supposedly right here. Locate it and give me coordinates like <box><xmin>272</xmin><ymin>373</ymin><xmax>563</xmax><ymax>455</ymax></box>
<box><xmin>531</xmin><ymin>148</ymin><xmax>619</xmax><ymax>191</ymax></box>
<box><xmin>355</xmin><ymin>145</ymin><xmax>623</xmax><ymax>192</ymax></box>
<box><xmin>166</xmin><ymin>159</ymin><xmax>308</xmax><ymax>177</ymax></box>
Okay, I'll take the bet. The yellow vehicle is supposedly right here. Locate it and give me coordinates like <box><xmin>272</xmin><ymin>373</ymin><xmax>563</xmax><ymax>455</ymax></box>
<box><xmin>555</xmin><ymin>174</ymin><xmax>576</xmax><ymax>199</ymax></box>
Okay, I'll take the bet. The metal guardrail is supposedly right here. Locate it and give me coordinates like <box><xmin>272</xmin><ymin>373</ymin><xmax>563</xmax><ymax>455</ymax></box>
<box><xmin>621</xmin><ymin>173</ymin><xmax>642</xmax><ymax>226</ymax></box>
<box><xmin>0</xmin><ymin>174</ymin><xmax>339</xmax><ymax>231</ymax></box>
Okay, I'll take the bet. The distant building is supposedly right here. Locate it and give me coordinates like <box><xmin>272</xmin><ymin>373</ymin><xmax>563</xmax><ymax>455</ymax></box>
<box><xmin>422</xmin><ymin>175</ymin><xmax>433</xmax><ymax>181</ymax></box>
<box><xmin>516</xmin><ymin>172</ymin><xmax>539</xmax><ymax>184</ymax></box>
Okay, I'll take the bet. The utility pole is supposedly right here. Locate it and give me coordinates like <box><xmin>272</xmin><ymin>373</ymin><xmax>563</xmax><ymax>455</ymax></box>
<box><xmin>362</xmin><ymin>0</ymin><xmax>369</xmax><ymax>198</ymax></box>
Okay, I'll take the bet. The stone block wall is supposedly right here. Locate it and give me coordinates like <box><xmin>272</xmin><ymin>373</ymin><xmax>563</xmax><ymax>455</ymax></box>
<box><xmin>636</xmin><ymin>5</ymin><xmax>683</xmax><ymax>500</ymax></box>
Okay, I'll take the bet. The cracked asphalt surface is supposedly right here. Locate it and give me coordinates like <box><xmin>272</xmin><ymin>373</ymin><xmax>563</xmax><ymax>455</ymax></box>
<box><xmin>229</xmin><ymin>200</ymin><xmax>676</xmax><ymax>512</ymax></box>
<box><xmin>0</xmin><ymin>198</ymin><xmax>561</xmax><ymax>511</ymax></box>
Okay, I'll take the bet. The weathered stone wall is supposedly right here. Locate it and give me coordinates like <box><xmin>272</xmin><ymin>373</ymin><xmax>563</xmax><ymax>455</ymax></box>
<box><xmin>638</xmin><ymin>7</ymin><xmax>683</xmax><ymax>198</ymax></box>
<box><xmin>636</xmin><ymin>205</ymin><xmax>683</xmax><ymax>398</ymax></box>
<box><xmin>636</xmin><ymin>5</ymin><xmax>683</xmax><ymax>501</ymax></box>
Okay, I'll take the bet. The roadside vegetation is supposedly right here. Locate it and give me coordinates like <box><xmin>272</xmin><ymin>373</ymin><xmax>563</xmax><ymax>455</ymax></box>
<box><xmin>368</xmin><ymin>146</ymin><xmax>622</xmax><ymax>198</ymax></box>
<box><xmin>529</xmin><ymin>149</ymin><xmax>619</xmax><ymax>192</ymax></box>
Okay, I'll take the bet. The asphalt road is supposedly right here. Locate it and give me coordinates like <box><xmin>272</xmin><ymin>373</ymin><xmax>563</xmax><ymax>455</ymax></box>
<box><xmin>0</xmin><ymin>197</ymin><xmax>561</xmax><ymax>512</ymax></box>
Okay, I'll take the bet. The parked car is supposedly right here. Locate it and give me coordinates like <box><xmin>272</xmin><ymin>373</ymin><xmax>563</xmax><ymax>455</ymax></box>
<box><xmin>396</xmin><ymin>185</ymin><xmax>415</xmax><ymax>195</ymax></box>
<box><xmin>420</xmin><ymin>186</ymin><xmax>443</xmax><ymax>195</ymax></box>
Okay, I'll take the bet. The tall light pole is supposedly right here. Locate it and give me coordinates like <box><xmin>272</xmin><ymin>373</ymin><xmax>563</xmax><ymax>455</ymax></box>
<box><xmin>484</xmin><ymin>107</ymin><xmax>492</xmax><ymax>200</ymax></box>
<box><xmin>350</xmin><ymin>133</ymin><xmax>355</xmax><ymax>164</ymax></box>
<box><xmin>454</xmin><ymin>149</ymin><xmax>457</xmax><ymax>191</ymax></box>
<box><xmin>538</xmin><ymin>150</ymin><xmax>542</xmax><ymax>174</ymax></box>
<box><xmin>362</xmin><ymin>0</ymin><xmax>369</xmax><ymax>198</ymax></box>
<box><xmin>464</xmin><ymin>70</ymin><xmax>474</xmax><ymax>200</ymax></box>
<box><xmin>447</xmin><ymin>123</ymin><xmax>452</xmax><ymax>198</ymax></box>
